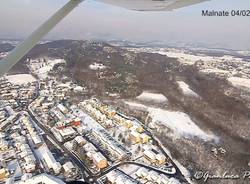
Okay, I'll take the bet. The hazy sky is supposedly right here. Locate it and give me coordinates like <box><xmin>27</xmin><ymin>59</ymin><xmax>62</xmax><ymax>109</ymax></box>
<box><xmin>0</xmin><ymin>0</ymin><xmax>250</xmax><ymax>50</ymax></box>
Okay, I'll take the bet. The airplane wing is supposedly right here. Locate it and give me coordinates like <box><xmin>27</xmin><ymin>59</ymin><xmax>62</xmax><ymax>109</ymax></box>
<box><xmin>0</xmin><ymin>0</ymin><xmax>208</xmax><ymax>76</ymax></box>
<box><xmin>0</xmin><ymin>0</ymin><xmax>83</xmax><ymax>76</ymax></box>
<box><xmin>95</xmin><ymin>0</ymin><xmax>209</xmax><ymax>11</ymax></box>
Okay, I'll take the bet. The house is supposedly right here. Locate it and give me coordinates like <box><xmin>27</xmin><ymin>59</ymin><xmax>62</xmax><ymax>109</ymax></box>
<box><xmin>63</xmin><ymin>162</ymin><xmax>76</xmax><ymax>175</ymax></box>
<box><xmin>24</xmin><ymin>162</ymin><xmax>36</xmax><ymax>173</ymax></box>
<box><xmin>130</xmin><ymin>131</ymin><xmax>141</xmax><ymax>143</ymax></box>
<box><xmin>38</xmin><ymin>146</ymin><xmax>62</xmax><ymax>174</ymax></box>
<box><xmin>58</xmin><ymin>127</ymin><xmax>76</xmax><ymax>140</ymax></box>
<box><xmin>14</xmin><ymin>173</ymin><xmax>66</xmax><ymax>184</ymax></box>
<box><xmin>92</xmin><ymin>152</ymin><xmax>108</xmax><ymax>169</ymax></box>
<box><xmin>140</xmin><ymin>133</ymin><xmax>150</xmax><ymax>144</ymax></box>
<box><xmin>0</xmin><ymin>139</ymin><xmax>8</xmax><ymax>151</ymax></box>
<box><xmin>83</xmin><ymin>143</ymin><xmax>97</xmax><ymax>152</ymax></box>
<box><xmin>74</xmin><ymin>136</ymin><xmax>87</xmax><ymax>146</ymax></box>
<box><xmin>143</xmin><ymin>150</ymin><xmax>156</xmax><ymax>163</ymax></box>
<box><xmin>30</xmin><ymin>133</ymin><xmax>42</xmax><ymax>147</ymax></box>
<box><xmin>0</xmin><ymin>168</ymin><xmax>9</xmax><ymax>181</ymax></box>
<box><xmin>57</xmin><ymin>104</ymin><xmax>68</xmax><ymax>114</ymax></box>
<box><xmin>135</xmin><ymin>167</ymin><xmax>148</xmax><ymax>178</ymax></box>
<box><xmin>155</xmin><ymin>153</ymin><xmax>166</xmax><ymax>165</ymax></box>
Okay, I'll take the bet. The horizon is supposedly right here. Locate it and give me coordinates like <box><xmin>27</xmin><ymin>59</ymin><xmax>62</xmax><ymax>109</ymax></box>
<box><xmin>0</xmin><ymin>0</ymin><xmax>250</xmax><ymax>50</ymax></box>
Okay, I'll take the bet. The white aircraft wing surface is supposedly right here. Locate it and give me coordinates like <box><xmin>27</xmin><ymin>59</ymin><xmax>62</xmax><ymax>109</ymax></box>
<box><xmin>95</xmin><ymin>0</ymin><xmax>208</xmax><ymax>11</ymax></box>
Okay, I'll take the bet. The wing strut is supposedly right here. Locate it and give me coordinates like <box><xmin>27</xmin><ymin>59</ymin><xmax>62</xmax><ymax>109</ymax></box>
<box><xmin>0</xmin><ymin>0</ymin><xmax>84</xmax><ymax>76</ymax></box>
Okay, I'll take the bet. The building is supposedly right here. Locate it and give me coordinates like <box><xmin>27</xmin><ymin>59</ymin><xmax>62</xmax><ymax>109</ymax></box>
<box><xmin>0</xmin><ymin>168</ymin><xmax>9</xmax><ymax>181</ymax></box>
<box><xmin>143</xmin><ymin>149</ymin><xmax>166</xmax><ymax>165</ymax></box>
<box><xmin>14</xmin><ymin>173</ymin><xmax>66</xmax><ymax>184</ymax></box>
<box><xmin>38</xmin><ymin>146</ymin><xmax>62</xmax><ymax>174</ymax></box>
<box><xmin>57</xmin><ymin>104</ymin><xmax>68</xmax><ymax>114</ymax></box>
<box><xmin>92</xmin><ymin>129</ymin><xmax>130</xmax><ymax>160</ymax></box>
<box><xmin>0</xmin><ymin>139</ymin><xmax>8</xmax><ymax>150</ymax></box>
<box><xmin>155</xmin><ymin>153</ymin><xmax>166</xmax><ymax>165</ymax></box>
<box><xmin>74</xmin><ymin>136</ymin><xmax>87</xmax><ymax>146</ymax></box>
<box><xmin>147</xmin><ymin>171</ymin><xmax>159</xmax><ymax>181</ymax></box>
<box><xmin>92</xmin><ymin>152</ymin><xmax>108</xmax><ymax>169</ymax></box>
<box><xmin>83</xmin><ymin>143</ymin><xmax>97</xmax><ymax>152</ymax></box>
<box><xmin>58</xmin><ymin>127</ymin><xmax>76</xmax><ymax>140</ymax></box>
<box><xmin>140</xmin><ymin>133</ymin><xmax>150</xmax><ymax>144</ymax></box>
<box><xmin>158</xmin><ymin>174</ymin><xmax>171</xmax><ymax>184</ymax></box>
<box><xmin>135</xmin><ymin>167</ymin><xmax>148</xmax><ymax>178</ymax></box>
<box><xmin>51</xmin><ymin>128</ymin><xmax>63</xmax><ymax>142</ymax></box>
<box><xmin>106</xmin><ymin>170</ymin><xmax>138</xmax><ymax>184</ymax></box>
<box><xmin>30</xmin><ymin>133</ymin><xmax>42</xmax><ymax>147</ymax></box>
<box><xmin>130</xmin><ymin>131</ymin><xmax>141</xmax><ymax>143</ymax></box>
<box><xmin>143</xmin><ymin>150</ymin><xmax>156</xmax><ymax>163</ymax></box>
<box><xmin>23</xmin><ymin>162</ymin><xmax>36</xmax><ymax>173</ymax></box>
<box><xmin>63</xmin><ymin>161</ymin><xmax>76</xmax><ymax>175</ymax></box>
<box><xmin>64</xmin><ymin>141</ymin><xmax>74</xmax><ymax>151</ymax></box>
<box><xmin>125</xmin><ymin>120</ymin><xmax>133</xmax><ymax>128</ymax></box>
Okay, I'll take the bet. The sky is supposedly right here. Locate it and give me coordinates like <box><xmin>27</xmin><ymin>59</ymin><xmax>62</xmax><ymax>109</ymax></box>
<box><xmin>0</xmin><ymin>0</ymin><xmax>250</xmax><ymax>50</ymax></box>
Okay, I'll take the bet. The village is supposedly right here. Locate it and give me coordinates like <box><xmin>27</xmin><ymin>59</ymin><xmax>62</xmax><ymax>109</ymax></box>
<box><xmin>0</xmin><ymin>57</ymin><xmax>185</xmax><ymax>184</ymax></box>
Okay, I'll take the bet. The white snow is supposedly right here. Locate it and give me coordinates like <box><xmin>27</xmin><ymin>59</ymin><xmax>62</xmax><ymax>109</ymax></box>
<box><xmin>136</xmin><ymin>91</ymin><xmax>168</xmax><ymax>103</ymax></box>
<box><xmin>228</xmin><ymin>77</ymin><xmax>250</xmax><ymax>91</ymax></box>
<box><xmin>200</xmin><ymin>68</ymin><xmax>230</xmax><ymax>75</ymax></box>
<box><xmin>0</xmin><ymin>52</ymin><xmax>8</xmax><ymax>58</ymax></box>
<box><xmin>28</xmin><ymin>58</ymin><xmax>66</xmax><ymax>79</ymax></box>
<box><xmin>5</xmin><ymin>74</ymin><xmax>36</xmax><ymax>85</ymax></box>
<box><xmin>155</xmin><ymin>137</ymin><xmax>194</xmax><ymax>184</ymax></box>
<box><xmin>124</xmin><ymin>101</ymin><xmax>217</xmax><ymax>141</ymax></box>
<box><xmin>74</xmin><ymin>86</ymin><xmax>84</xmax><ymax>92</ymax></box>
<box><xmin>89</xmin><ymin>63</ymin><xmax>107</xmax><ymax>70</ymax></box>
<box><xmin>152</xmin><ymin>49</ymin><xmax>215</xmax><ymax>65</ymax></box>
<box><xmin>124</xmin><ymin>101</ymin><xmax>148</xmax><ymax>111</ymax></box>
<box><xmin>148</xmin><ymin>108</ymin><xmax>217</xmax><ymax>141</ymax></box>
<box><xmin>177</xmin><ymin>81</ymin><xmax>199</xmax><ymax>97</ymax></box>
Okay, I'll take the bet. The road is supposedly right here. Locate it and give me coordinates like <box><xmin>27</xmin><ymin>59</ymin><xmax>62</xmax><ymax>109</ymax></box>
<box><xmin>117</xmin><ymin>112</ymin><xmax>187</xmax><ymax>183</ymax></box>
<box><xmin>25</xmin><ymin>81</ymin><xmax>187</xmax><ymax>183</ymax></box>
<box><xmin>28</xmin><ymin>107</ymin><xmax>92</xmax><ymax>182</ymax></box>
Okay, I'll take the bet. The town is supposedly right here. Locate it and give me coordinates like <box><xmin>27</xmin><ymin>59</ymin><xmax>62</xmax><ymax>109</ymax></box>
<box><xmin>0</xmin><ymin>58</ymin><xmax>186</xmax><ymax>184</ymax></box>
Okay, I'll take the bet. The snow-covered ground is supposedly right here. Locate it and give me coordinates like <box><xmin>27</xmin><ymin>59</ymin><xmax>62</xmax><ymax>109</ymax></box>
<box><xmin>125</xmin><ymin>101</ymin><xmax>217</xmax><ymax>141</ymax></box>
<box><xmin>136</xmin><ymin>91</ymin><xmax>168</xmax><ymax>103</ymax></box>
<box><xmin>177</xmin><ymin>81</ymin><xmax>199</xmax><ymax>97</ymax></box>
<box><xmin>148</xmin><ymin>108</ymin><xmax>217</xmax><ymax>141</ymax></box>
<box><xmin>125</xmin><ymin>101</ymin><xmax>148</xmax><ymax>111</ymax></box>
<box><xmin>228</xmin><ymin>77</ymin><xmax>250</xmax><ymax>91</ymax></box>
<box><xmin>28</xmin><ymin>58</ymin><xmax>66</xmax><ymax>79</ymax></box>
<box><xmin>0</xmin><ymin>52</ymin><xmax>8</xmax><ymax>58</ymax></box>
<box><xmin>5</xmin><ymin>74</ymin><xmax>36</xmax><ymax>85</ymax></box>
<box><xmin>128</xmin><ymin>47</ymin><xmax>250</xmax><ymax>79</ymax></box>
<box><xmin>89</xmin><ymin>63</ymin><xmax>107</xmax><ymax>70</ymax></box>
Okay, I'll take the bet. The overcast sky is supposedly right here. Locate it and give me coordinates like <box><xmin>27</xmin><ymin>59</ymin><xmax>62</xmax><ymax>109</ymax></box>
<box><xmin>0</xmin><ymin>0</ymin><xmax>250</xmax><ymax>50</ymax></box>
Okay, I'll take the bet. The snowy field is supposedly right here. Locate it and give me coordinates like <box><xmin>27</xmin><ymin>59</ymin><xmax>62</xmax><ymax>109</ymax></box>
<box><xmin>129</xmin><ymin>47</ymin><xmax>250</xmax><ymax>79</ymax></box>
<box><xmin>136</xmin><ymin>91</ymin><xmax>168</xmax><ymax>103</ymax></box>
<box><xmin>148</xmin><ymin>107</ymin><xmax>217</xmax><ymax>141</ymax></box>
<box><xmin>228</xmin><ymin>77</ymin><xmax>250</xmax><ymax>91</ymax></box>
<box><xmin>5</xmin><ymin>74</ymin><xmax>36</xmax><ymax>85</ymax></box>
<box><xmin>89</xmin><ymin>63</ymin><xmax>107</xmax><ymax>70</ymax></box>
<box><xmin>144</xmin><ymin>48</ymin><xmax>244</xmax><ymax>66</ymax></box>
<box><xmin>28</xmin><ymin>58</ymin><xmax>66</xmax><ymax>79</ymax></box>
<box><xmin>177</xmin><ymin>81</ymin><xmax>199</xmax><ymax>97</ymax></box>
<box><xmin>0</xmin><ymin>52</ymin><xmax>8</xmax><ymax>58</ymax></box>
<box><xmin>125</xmin><ymin>101</ymin><xmax>148</xmax><ymax>111</ymax></box>
<box><xmin>125</xmin><ymin>101</ymin><xmax>217</xmax><ymax>141</ymax></box>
